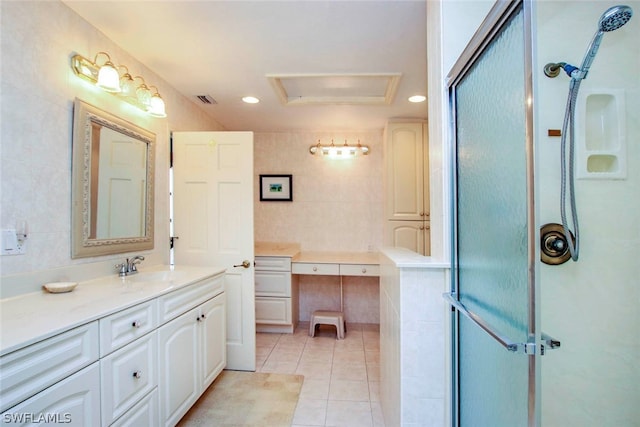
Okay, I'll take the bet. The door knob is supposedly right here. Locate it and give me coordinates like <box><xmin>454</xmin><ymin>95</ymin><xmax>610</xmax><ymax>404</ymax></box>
<box><xmin>233</xmin><ymin>260</ymin><xmax>251</xmax><ymax>268</ymax></box>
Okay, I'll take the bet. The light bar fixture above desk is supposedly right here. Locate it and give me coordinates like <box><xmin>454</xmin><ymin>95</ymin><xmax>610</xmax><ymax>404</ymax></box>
<box><xmin>309</xmin><ymin>139</ymin><xmax>370</xmax><ymax>159</ymax></box>
<box><xmin>71</xmin><ymin>51</ymin><xmax>167</xmax><ymax>118</ymax></box>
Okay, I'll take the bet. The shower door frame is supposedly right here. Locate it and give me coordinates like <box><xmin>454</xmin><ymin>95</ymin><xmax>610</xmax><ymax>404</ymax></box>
<box><xmin>446</xmin><ymin>1</ymin><xmax>539</xmax><ymax>426</ymax></box>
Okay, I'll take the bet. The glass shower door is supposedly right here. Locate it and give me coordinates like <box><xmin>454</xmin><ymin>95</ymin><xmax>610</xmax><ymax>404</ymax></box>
<box><xmin>446</xmin><ymin>2</ymin><xmax>541</xmax><ymax>426</ymax></box>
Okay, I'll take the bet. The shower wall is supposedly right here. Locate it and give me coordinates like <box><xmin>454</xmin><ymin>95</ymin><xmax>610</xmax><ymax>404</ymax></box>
<box><xmin>534</xmin><ymin>1</ymin><xmax>639</xmax><ymax>425</ymax></box>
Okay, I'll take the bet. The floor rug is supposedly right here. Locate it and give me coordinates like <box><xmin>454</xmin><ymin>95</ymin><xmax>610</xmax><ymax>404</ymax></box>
<box><xmin>177</xmin><ymin>370</ymin><xmax>304</xmax><ymax>427</ymax></box>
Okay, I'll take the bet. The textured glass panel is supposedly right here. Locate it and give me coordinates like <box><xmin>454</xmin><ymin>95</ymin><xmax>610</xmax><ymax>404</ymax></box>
<box><xmin>455</xmin><ymin>8</ymin><xmax>529</xmax><ymax>427</ymax></box>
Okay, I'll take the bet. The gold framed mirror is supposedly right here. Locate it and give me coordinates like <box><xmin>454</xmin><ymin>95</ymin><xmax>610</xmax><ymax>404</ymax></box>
<box><xmin>71</xmin><ymin>99</ymin><xmax>155</xmax><ymax>258</ymax></box>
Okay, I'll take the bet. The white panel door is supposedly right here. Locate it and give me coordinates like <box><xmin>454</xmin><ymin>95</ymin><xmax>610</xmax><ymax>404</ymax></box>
<box><xmin>172</xmin><ymin>131</ymin><xmax>255</xmax><ymax>371</ymax></box>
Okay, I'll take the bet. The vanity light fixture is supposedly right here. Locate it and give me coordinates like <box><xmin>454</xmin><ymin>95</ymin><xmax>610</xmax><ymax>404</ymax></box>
<box><xmin>118</xmin><ymin>66</ymin><xmax>136</xmax><ymax>100</ymax></box>
<box><xmin>148</xmin><ymin>86</ymin><xmax>167</xmax><ymax>118</ymax></box>
<box><xmin>71</xmin><ymin>51</ymin><xmax>168</xmax><ymax>118</ymax></box>
<box><xmin>135</xmin><ymin>77</ymin><xmax>153</xmax><ymax>110</ymax></box>
<box><xmin>309</xmin><ymin>139</ymin><xmax>370</xmax><ymax>158</ymax></box>
<box><xmin>94</xmin><ymin>52</ymin><xmax>121</xmax><ymax>92</ymax></box>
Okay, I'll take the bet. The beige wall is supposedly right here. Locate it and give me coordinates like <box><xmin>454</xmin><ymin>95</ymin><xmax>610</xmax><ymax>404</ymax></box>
<box><xmin>254</xmin><ymin>131</ymin><xmax>384</xmax><ymax>252</ymax></box>
<box><xmin>254</xmin><ymin>131</ymin><xmax>384</xmax><ymax>323</ymax></box>
<box><xmin>0</xmin><ymin>1</ymin><xmax>224</xmax><ymax>293</ymax></box>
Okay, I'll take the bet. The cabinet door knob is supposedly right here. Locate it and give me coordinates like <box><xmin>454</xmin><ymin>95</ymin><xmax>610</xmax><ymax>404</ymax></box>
<box><xmin>131</xmin><ymin>320</ymin><xmax>141</xmax><ymax>328</ymax></box>
<box><xmin>132</xmin><ymin>371</ymin><xmax>143</xmax><ymax>379</ymax></box>
<box><xmin>201</xmin><ymin>314</ymin><xmax>206</xmax><ymax>320</ymax></box>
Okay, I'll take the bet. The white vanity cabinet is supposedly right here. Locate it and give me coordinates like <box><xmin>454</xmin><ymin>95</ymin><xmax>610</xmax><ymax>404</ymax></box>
<box><xmin>0</xmin><ymin>322</ymin><xmax>99</xmax><ymax>415</ymax></box>
<box><xmin>0</xmin><ymin>362</ymin><xmax>101</xmax><ymax>426</ymax></box>
<box><xmin>100</xmin><ymin>332</ymin><xmax>157</xmax><ymax>426</ymax></box>
<box><xmin>110</xmin><ymin>389</ymin><xmax>158</xmax><ymax>427</ymax></box>
<box><xmin>255</xmin><ymin>256</ymin><xmax>299</xmax><ymax>333</ymax></box>
<box><xmin>0</xmin><ymin>267</ymin><xmax>226</xmax><ymax>427</ymax></box>
<box><xmin>0</xmin><ymin>322</ymin><xmax>101</xmax><ymax>427</ymax></box>
<box><xmin>158</xmin><ymin>276</ymin><xmax>226</xmax><ymax>427</ymax></box>
<box><xmin>99</xmin><ymin>299</ymin><xmax>157</xmax><ymax>356</ymax></box>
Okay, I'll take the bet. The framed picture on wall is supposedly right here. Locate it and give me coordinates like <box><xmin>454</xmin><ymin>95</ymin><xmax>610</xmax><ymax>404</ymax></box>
<box><xmin>259</xmin><ymin>174</ymin><xmax>293</xmax><ymax>201</ymax></box>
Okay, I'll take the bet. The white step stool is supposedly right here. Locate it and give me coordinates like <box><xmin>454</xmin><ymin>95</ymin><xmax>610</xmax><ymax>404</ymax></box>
<box><xmin>309</xmin><ymin>310</ymin><xmax>345</xmax><ymax>340</ymax></box>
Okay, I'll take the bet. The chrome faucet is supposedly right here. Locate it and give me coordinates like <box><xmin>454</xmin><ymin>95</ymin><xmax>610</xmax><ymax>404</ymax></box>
<box><xmin>115</xmin><ymin>255</ymin><xmax>145</xmax><ymax>277</ymax></box>
<box><xmin>126</xmin><ymin>255</ymin><xmax>145</xmax><ymax>274</ymax></box>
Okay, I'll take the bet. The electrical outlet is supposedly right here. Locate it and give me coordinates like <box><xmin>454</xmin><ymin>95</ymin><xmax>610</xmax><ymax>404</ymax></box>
<box><xmin>1</xmin><ymin>229</ymin><xmax>25</xmax><ymax>255</ymax></box>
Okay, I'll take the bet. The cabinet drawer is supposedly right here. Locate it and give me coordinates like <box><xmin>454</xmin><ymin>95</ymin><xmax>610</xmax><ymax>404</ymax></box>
<box><xmin>111</xmin><ymin>388</ymin><xmax>158</xmax><ymax>427</ymax></box>
<box><xmin>255</xmin><ymin>297</ymin><xmax>292</xmax><ymax>324</ymax></box>
<box><xmin>101</xmin><ymin>332</ymin><xmax>157</xmax><ymax>426</ymax></box>
<box><xmin>158</xmin><ymin>274</ymin><xmax>224</xmax><ymax>324</ymax></box>
<box><xmin>255</xmin><ymin>256</ymin><xmax>291</xmax><ymax>271</ymax></box>
<box><xmin>255</xmin><ymin>271</ymin><xmax>291</xmax><ymax>297</ymax></box>
<box><xmin>0</xmin><ymin>322</ymin><xmax>99</xmax><ymax>413</ymax></box>
<box><xmin>0</xmin><ymin>362</ymin><xmax>100</xmax><ymax>427</ymax></box>
<box><xmin>292</xmin><ymin>262</ymin><xmax>339</xmax><ymax>276</ymax></box>
<box><xmin>100</xmin><ymin>299</ymin><xmax>158</xmax><ymax>356</ymax></box>
<box><xmin>339</xmin><ymin>264</ymin><xmax>380</xmax><ymax>277</ymax></box>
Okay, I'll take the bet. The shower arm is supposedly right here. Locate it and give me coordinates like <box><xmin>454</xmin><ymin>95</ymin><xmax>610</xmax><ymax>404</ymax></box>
<box><xmin>543</xmin><ymin>62</ymin><xmax>567</xmax><ymax>78</ymax></box>
<box><xmin>543</xmin><ymin>29</ymin><xmax>606</xmax><ymax>81</ymax></box>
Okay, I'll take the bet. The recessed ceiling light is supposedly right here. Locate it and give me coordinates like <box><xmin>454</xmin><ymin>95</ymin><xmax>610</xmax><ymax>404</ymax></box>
<box><xmin>242</xmin><ymin>96</ymin><xmax>260</xmax><ymax>104</ymax></box>
<box><xmin>408</xmin><ymin>95</ymin><xmax>426</xmax><ymax>103</ymax></box>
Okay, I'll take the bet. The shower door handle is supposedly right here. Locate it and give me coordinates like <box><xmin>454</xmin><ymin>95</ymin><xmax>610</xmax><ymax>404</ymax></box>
<box><xmin>541</xmin><ymin>332</ymin><xmax>561</xmax><ymax>353</ymax></box>
<box><xmin>444</xmin><ymin>292</ymin><xmax>521</xmax><ymax>352</ymax></box>
<box><xmin>444</xmin><ymin>292</ymin><xmax>561</xmax><ymax>355</ymax></box>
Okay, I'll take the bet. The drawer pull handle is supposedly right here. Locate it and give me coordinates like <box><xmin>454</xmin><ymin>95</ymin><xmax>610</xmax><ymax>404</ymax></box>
<box><xmin>132</xmin><ymin>371</ymin><xmax>143</xmax><ymax>379</ymax></box>
<box><xmin>362</xmin><ymin>268</ymin><xmax>367</xmax><ymax>273</ymax></box>
<box><xmin>131</xmin><ymin>321</ymin><xmax>141</xmax><ymax>328</ymax></box>
<box><xmin>313</xmin><ymin>266</ymin><xmax>318</xmax><ymax>272</ymax></box>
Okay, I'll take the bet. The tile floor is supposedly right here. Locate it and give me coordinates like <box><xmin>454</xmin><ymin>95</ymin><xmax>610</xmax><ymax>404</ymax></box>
<box><xmin>256</xmin><ymin>322</ymin><xmax>385</xmax><ymax>427</ymax></box>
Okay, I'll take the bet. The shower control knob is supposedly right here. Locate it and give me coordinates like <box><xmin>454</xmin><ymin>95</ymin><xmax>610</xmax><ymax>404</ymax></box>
<box><xmin>551</xmin><ymin>238</ymin><xmax>565</xmax><ymax>251</ymax></box>
<box><xmin>540</xmin><ymin>223</ymin><xmax>574</xmax><ymax>265</ymax></box>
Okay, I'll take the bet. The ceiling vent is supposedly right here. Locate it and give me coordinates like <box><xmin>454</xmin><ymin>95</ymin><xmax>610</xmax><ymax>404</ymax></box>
<box><xmin>267</xmin><ymin>73</ymin><xmax>401</xmax><ymax>106</ymax></box>
<box><xmin>196</xmin><ymin>95</ymin><xmax>217</xmax><ymax>105</ymax></box>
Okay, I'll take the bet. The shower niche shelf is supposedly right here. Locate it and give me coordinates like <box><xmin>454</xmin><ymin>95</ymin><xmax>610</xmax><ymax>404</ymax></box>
<box><xmin>577</xmin><ymin>89</ymin><xmax>626</xmax><ymax>180</ymax></box>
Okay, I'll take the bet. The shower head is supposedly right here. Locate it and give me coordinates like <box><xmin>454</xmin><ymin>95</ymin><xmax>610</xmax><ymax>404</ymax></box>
<box><xmin>598</xmin><ymin>5</ymin><xmax>633</xmax><ymax>32</ymax></box>
<box><xmin>544</xmin><ymin>5</ymin><xmax>633</xmax><ymax>80</ymax></box>
<box><xmin>575</xmin><ymin>5</ymin><xmax>633</xmax><ymax>80</ymax></box>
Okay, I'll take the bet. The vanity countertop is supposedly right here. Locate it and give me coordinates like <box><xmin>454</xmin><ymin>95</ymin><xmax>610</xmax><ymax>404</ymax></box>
<box><xmin>0</xmin><ymin>264</ymin><xmax>225</xmax><ymax>356</ymax></box>
<box><xmin>255</xmin><ymin>241</ymin><xmax>301</xmax><ymax>258</ymax></box>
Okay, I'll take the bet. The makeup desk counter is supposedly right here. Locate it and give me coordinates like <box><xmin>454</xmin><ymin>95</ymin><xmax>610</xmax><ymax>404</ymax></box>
<box><xmin>254</xmin><ymin>242</ymin><xmax>380</xmax><ymax>333</ymax></box>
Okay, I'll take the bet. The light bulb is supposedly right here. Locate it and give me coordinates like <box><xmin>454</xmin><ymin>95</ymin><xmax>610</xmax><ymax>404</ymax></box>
<box><xmin>97</xmin><ymin>62</ymin><xmax>121</xmax><ymax>92</ymax></box>
<box><xmin>149</xmin><ymin>93</ymin><xmax>167</xmax><ymax>118</ymax></box>
<box><xmin>136</xmin><ymin>84</ymin><xmax>152</xmax><ymax>110</ymax></box>
<box><xmin>119</xmin><ymin>74</ymin><xmax>136</xmax><ymax>100</ymax></box>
